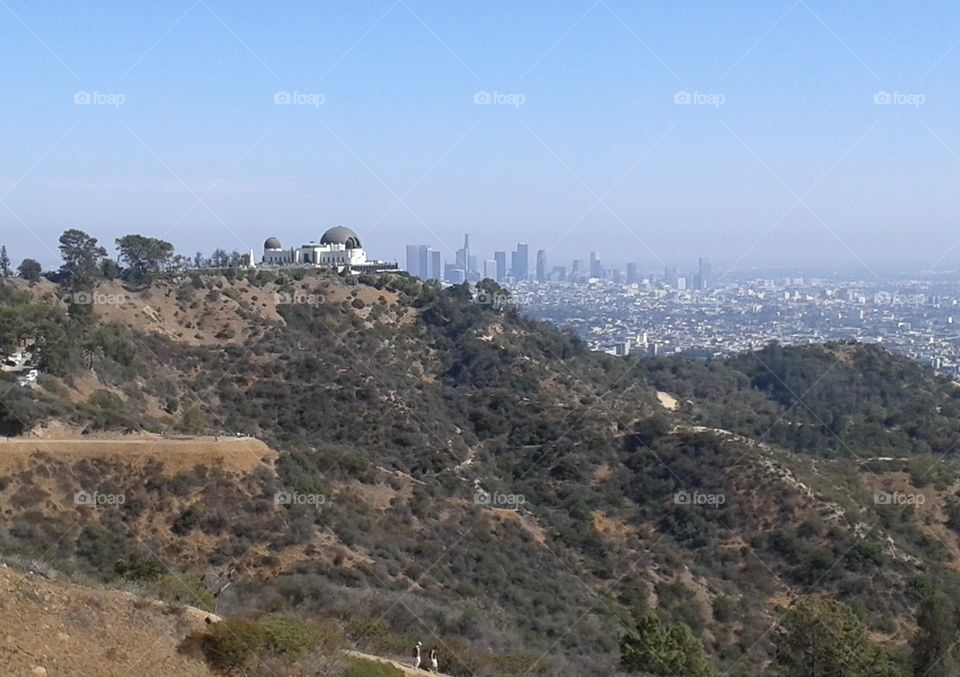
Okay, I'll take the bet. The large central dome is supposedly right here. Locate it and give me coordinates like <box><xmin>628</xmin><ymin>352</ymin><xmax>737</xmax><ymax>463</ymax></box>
<box><xmin>320</xmin><ymin>226</ymin><xmax>362</xmax><ymax>249</ymax></box>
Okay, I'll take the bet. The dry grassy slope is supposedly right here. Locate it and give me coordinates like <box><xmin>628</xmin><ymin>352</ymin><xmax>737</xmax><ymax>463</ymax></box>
<box><xmin>9</xmin><ymin>273</ymin><xmax>414</xmax><ymax>348</ymax></box>
<box><xmin>0</xmin><ymin>438</ymin><xmax>419</xmax><ymax>582</ymax></box>
<box><xmin>91</xmin><ymin>276</ymin><xmax>410</xmax><ymax>346</ymax></box>
<box><xmin>0</xmin><ymin>563</ymin><xmax>216</xmax><ymax>676</ymax></box>
<box><xmin>0</xmin><ymin>562</ymin><xmax>445</xmax><ymax>677</ymax></box>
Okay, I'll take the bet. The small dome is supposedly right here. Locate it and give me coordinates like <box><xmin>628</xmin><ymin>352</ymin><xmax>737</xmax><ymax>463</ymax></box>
<box><xmin>320</xmin><ymin>226</ymin><xmax>362</xmax><ymax>249</ymax></box>
<box><xmin>264</xmin><ymin>237</ymin><xmax>282</xmax><ymax>250</ymax></box>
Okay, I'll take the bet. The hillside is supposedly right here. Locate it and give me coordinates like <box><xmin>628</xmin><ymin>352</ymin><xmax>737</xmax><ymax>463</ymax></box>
<box><xmin>0</xmin><ymin>561</ymin><xmax>215</xmax><ymax>676</ymax></box>
<box><xmin>3</xmin><ymin>271</ymin><xmax>960</xmax><ymax>675</ymax></box>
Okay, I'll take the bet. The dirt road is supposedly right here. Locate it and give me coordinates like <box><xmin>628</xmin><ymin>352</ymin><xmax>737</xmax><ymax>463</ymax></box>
<box><xmin>0</xmin><ymin>436</ymin><xmax>276</xmax><ymax>473</ymax></box>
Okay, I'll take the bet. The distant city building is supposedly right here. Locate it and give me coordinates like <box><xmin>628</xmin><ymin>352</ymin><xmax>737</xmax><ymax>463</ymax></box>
<box><xmin>536</xmin><ymin>250</ymin><xmax>547</xmax><ymax>283</ymax></box>
<box><xmin>664</xmin><ymin>267</ymin><xmax>679</xmax><ymax>286</ymax></box>
<box><xmin>404</xmin><ymin>244</ymin><xmax>442</xmax><ymax>280</ymax></box>
<box><xmin>511</xmin><ymin>243</ymin><xmax>529</xmax><ymax>282</ymax></box>
<box><xmin>589</xmin><ymin>251</ymin><xmax>602</xmax><ymax>278</ymax></box>
<box><xmin>626</xmin><ymin>262</ymin><xmax>638</xmax><ymax>285</ymax></box>
<box><xmin>455</xmin><ymin>233</ymin><xmax>470</xmax><ymax>272</ymax></box>
<box><xmin>405</xmin><ymin>245</ymin><xmax>421</xmax><ymax>277</ymax></box>
<box><xmin>483</xmin><ymin>259</ymin><xmax>497</xmax><ymax>280</ymax></box>
<box><xmin>696</xmin><ymin>257</ymin><xmax>712</xmax><ymax>290</ymax></box>
<box><xmin>444</xmin><ymin>263</ymin><xmax>465</xmax><ymax>284</ymax></box>
<box><xmin>571</xmin><ymin>259</ymin><xmax>584</xmax><ymax>279</ymax></box>
<box><xmin>551</xmin><ymin>266</ymin><xmax>567</xmax><ymax>282</ymax></box>
<box><xmin>262</xmin><ymin>227</ymin><xmax>396</xmax><ymax>273</ymax></box>
<box><xmin>494</xmin><ymin>251</ymin><xmax>507</xmax><ymax>282</ymax></box>
<box><xmin>428</xmin><ymin>249</ymin><xmax>442</xmax><ymax>281</ymax></box>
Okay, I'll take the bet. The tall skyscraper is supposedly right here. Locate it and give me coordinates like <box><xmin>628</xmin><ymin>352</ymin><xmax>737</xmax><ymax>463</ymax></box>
<box><xmin>428</xmin><ymin>249</ymin><xmax>441</xmax><ymax>281</ymax></box>
<box><xmin>571</xmin><ymin>259</ymin><xmax>585</xmax><ymax>282</ymax></box>
<box><xmin>697</xmin><ymin>257</ymin><xmax>712</xmax><ymax>290</ymax></box>
<box><xmin>511</xmin><ymin>243</ymin><xmax>529</xmax><ymax>282</ymax></box>
<box><xmin>419</xmin><ymin>246</ymin><xmax>429</xmax><ymax>280</ymax></box>
<box><xmin>494</xmin><ymin>251</ymin><xmax>506</xmax><ymax>282</ymax></box>
<box><xmin>483</xmin><ymin>259</ymin><xmax>497</xmax><ymax>280</ymax></box>
<box><xmin>589</xmin><ymin>251</ymin><xmax>602</xmax><ymax>278</ymax></box>
<box><xmin>455</xmin><ymin>233</ymin><xmax>472</xmax><ymax>274</ymax></box>
<box><xmin>626</xmin><ymin>262</ymin><xmax>638</xmax><ymax>285</ymax></box>
<box><xmin>535</xmin><ymin>250</ymin><xmax>547</xmax><ymax>283</ymax></box>
<box><xmin>405</xmin><ymin>245</ymin><xmax>419</xmax><ymax>277</ymax></box>
<box><xmin>405</xmin><ymin>244</ymin><xmax>429</xmax><ymax>279</ymax></box>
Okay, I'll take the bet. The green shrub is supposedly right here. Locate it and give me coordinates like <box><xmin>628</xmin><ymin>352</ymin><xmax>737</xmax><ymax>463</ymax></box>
<box><xmin>201</xmin><ymin>618</ymin><xmax>264</xmax><ymax>670</ymax></box>
<box><xmin>259</xmin><ymin>614</ymin><xmax>316</xmax><ymax>660</ymax></box>
<box><xmin>155</xmin><ymin>574</ymin><xmax>215</xmax><ymax>612</ymax></box>
<box><xmin>113</xmin><ymin>553</ymin><xmax>166</xmax><ymax>582</ymax></box>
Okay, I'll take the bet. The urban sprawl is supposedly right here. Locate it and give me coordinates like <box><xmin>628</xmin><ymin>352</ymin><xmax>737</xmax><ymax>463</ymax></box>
<box><xmin>405</xmin><ymin>235</ymin><xmax>960</xmax><ymax>377</ymax></box>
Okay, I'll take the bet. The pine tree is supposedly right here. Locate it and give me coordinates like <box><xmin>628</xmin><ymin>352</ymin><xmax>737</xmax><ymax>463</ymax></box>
<box><xmin>912</xmin><ymin>592</ymin><xmax>960</xmax><ymax>677</ymax></box>
<box><xmin>620</xmin><ymin>613</ymin><xmax>713</xmax><ymax>676</ymax></box>
<box><xmin>775</xmin><ymin>596</ymin><xmax>904</xmax><ymax>676</ymax></box>
<box><xmin>0</xmin><ymin>245</ymin><xmax>10</xmax><ymax>278</ymax></box>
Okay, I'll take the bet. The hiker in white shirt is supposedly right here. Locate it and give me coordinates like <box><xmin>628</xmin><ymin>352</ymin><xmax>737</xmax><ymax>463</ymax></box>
<box><xmin>412</xmin><ymin>641</ymin><xmax>422</xmax><ymax>669</ymax></box>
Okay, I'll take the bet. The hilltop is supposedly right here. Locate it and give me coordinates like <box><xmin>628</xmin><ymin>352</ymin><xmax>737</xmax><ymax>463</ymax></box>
<box><xmin>3</xmin><ymin>269</ymin><xmax>960</xmax><ymax>675</ymax></box>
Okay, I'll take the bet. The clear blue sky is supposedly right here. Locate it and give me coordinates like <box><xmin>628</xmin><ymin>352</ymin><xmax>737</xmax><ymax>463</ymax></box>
<box><xmin>2</xmin><ymin>0</ymin><xmax>959</xmax><ymax>275</ymax></box>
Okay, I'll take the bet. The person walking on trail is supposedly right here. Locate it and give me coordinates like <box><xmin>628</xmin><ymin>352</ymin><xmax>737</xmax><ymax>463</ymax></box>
<box><xmin>430</xmin><ymin>648</ymin><xmax>438</xmax><ymax>672</ymax></box>
<box><xmin>412</xmin><ymin>641</ymin><xmax>422</xmax><ymax>670</ymax></box>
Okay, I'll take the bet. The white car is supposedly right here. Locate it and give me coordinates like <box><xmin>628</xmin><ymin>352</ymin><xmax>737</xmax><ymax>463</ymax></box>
<box><xmin>25</xmin><ymin>369</ymin><xmax>38</xmax><ymax>381</ymax></box>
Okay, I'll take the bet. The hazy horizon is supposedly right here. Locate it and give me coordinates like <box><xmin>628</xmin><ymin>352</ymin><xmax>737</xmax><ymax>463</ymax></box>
<box><xmin>3</xmin><ymin>1</ymin><xmax>960</xmax><ymax>273</ymax></box>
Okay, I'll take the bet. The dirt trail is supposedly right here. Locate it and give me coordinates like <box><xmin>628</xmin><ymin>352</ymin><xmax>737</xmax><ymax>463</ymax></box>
<box><xmin>344</xmin><ymin>650</ymin><xmax>452</xmax><ymax>676</ymax></box>
<box><xmin>0</xmin><ymin>436</ymin><xmax>276</xmax><ymax>473</ymax></box>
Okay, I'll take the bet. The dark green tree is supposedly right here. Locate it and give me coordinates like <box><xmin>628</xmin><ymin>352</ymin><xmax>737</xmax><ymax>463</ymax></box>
<box><xmin>58</xmin><ymin>228</ymin><xmax>106</xmax><ymax>289</ymax></box>
<box><xmin>210</xmin><ymin>248</ymin><xmax>229</xmax><ymax>267</ymax></box>
<box><xmin>17</xmin><ymin>258</ymin><xmax>41</xmax><ymax>281</ymax></box>
<box><xmin>620</xmin><ymin>613</ymin><xmax>713</xmax><ymax>676</ymax></box>
<box><xmin>911</xmin><ymin>592</ymin><xmax>960</xmax><ymax>677</ymax></box>
<box><xmin>775</xmin><ymin>596</ymin><xmax>904</xmax><ymax>676</ymax></box>
<box><xmin>115</xmin><ymin>234</ymin><xmax>174</xmax><ymax>284</ymax></box>
<box><xmin>100</xmin><ymin>258</ymin><xmax>120</xmax><ymax>280</ymax></box>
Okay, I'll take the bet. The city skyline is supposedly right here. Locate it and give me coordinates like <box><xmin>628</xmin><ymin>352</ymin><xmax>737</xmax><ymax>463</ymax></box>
<box><xmin>4</xmin><ymin>2</ymin><xmax>960</xmax><ymax>272</ymax></box>
<box><xmin>404</xmin><ymin>232</ymin><xmax>718</xmax><ymax>286</ymax></box>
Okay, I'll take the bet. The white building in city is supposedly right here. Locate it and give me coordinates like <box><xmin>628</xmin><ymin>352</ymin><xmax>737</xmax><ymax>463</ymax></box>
<box><xmin>262</xmin><ymin>227</ymin><xmax>396</xmax><ymax>273</ymax></box>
